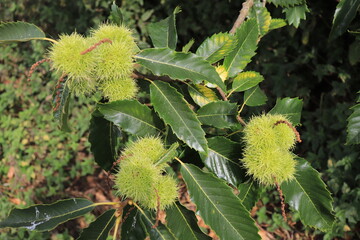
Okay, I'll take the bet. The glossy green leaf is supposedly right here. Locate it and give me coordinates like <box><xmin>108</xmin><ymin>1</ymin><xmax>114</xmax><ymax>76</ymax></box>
<box><xmin>269</xmin><ymin>18</ymin><xmax>287</xmax><ymax>31</ymax></box>
<box><xmin>148</xmin><ymin>7</ymin><xmax>181</xmax><ymax>49</ymax></box>
<box><xmin>110</xmin><ymin>2</ymin><xmax>123</xmax><ymax>26</ymax></box>
<box><xmin>139</xmin><ymin>209</ymin><xmax>176</xmax><ymax>240</ymax></box>
<box><xmin>197</xmin><ymin>101</ymin><xmax>238</xmax><ymax>128</ymax></box>
<box><xmin>0</xmin><ymin>199</ymin><xmax>94</xmax><ymax>231</ymax></box>
<box><xmin>77</xmin><ymin>209</ymin><xmax>116</xmax><ymax>240</ymax></box>
<box><xmin>180</xmin><ymin>163</ymin><xmax>260</xmax><ymax>240</ymax></box>
<box><xmin>166</xmin><ymin>202</ymin><xmax>211</xmax><ymax>240</ymax></box>
<box><xmin>200</xmin><ymin>137</ymin><xmax>245</xmax><ymax>186</ymax></box>
<box><xmin>330</xmin><ymin>0</ymin><xmax>360</xmax><ymax>40</ymax></box>
<box><xmin>267</xmin><ymin>0</ymin><xmax>303</xmax><ymax>7</ymax></box>
<box><xmin>52</xmin><ymin>77</ymin><xmax>71</xmax><ymax>132</ymax></box>
<box><xmin>281</xmin><ymin>158</ymin><xmax>335</xmax><ymax>231</ymax></box>
<box><xmin>121</xmin><ymin>207</ymin><xmax>147</xmax><ymax>240</ymax></box>
<box><xmin>346</xmin><ymin>103</ymin><xmax>360</xmax><ymax>144</ymax></box>
<box><xmin>253</xmin><ymin>2</ymin><xmax>271</xmax><ymax>35</ymax></box>
<box><xmin>224</xmin><ymin>19</ymin><xmax>258</xmax><ymax>77</ymax></box>
<box><xmin>196</xmin><ymin>32</ymin><xmax>236</xmax><ymax>63</ymax></box>
<box><xmin>155</xmin><ymin>142</ymin><xmax>179</xmax><ymax>166</ymax></box>
<box><xmin>151</xmin><ymin>81</ymin><xmax>208</xmax><ymax>153</ymax></box>
<box><xmin>135</xmin><ymin>48</ymin><xmax>226</xmax><ymax>91</ymax></box>
<box><xmin>188</xmin><ymin>84</ymin><xmax>218</xmax><ymax>107</ymax></box>
<box><xmin>229</xmin><ymin>71</ymin><xmax>264</xmax><ymax>94</ymax></box>
<box><xmin>243</xmin><ymin>85</ymin><xmax>267</xmax><ymax>106</ymax></box>
<box><xmin>98</xmin><ymin>100</ymin><xmax>162</xmax><ymax>137</ymax></box>
<box><xmin>89</xmin><ymin>110</ymin><xmax>121</xmax><ymax>171</ymax></box>
<box><xmin>237</xmin><ymin>180</ymin><xmax>262</xmax><ymax>211</ymax></box>
<box><xmin>283</xmin><ymin>4</ymin><xmax>309</xmax><ymax>28</ymax></box>
<box><xmin>269</xmin><ymin>97</ymin><xmax>303</xmax><ymax>126</ymax></box>
<box><xmin>0</xmin><ymin>21</ymin><xmax>47</xmax><ymax>43</ymax></box>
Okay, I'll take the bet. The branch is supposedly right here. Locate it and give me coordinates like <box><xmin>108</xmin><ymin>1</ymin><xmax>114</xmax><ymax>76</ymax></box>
<box><xmin>229</xmin><ymin>0</ymin><xmax>254</xmax><ymax>34</ymax></box>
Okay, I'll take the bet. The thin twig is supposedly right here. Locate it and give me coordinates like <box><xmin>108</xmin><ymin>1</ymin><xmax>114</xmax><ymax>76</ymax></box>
<box><xmin>236</xmin><ymin>115</ymin><xmax>246</xmax><ymax>126</ymax></box>
<box><xmin>275</xmin><ymin>180</ymin><xmax>287</xmax><ymax>222</ymax></box>
<box><xmin>274</xmin><ymin>120</ymin><xmax>302</xmax><ymax>143</ymax></box>
<box><xmin>81</xmin><ymin>38</ymin><xmax>112</xmax><ymax>55</ymax></box>
<box><xmin>27</xmin><ymin>58</ymin><xmax>51</xmax><ymax>81</ymax></box>
<box><xmin>229</xmin><ymin>0</ymin><xmax>255</xmax><ymax>34</ymax></box>
<box><xmin>152</xmin><ymin>188</ymin><xmax>161</xmax><ymax>229</ymax></box>
<box><xmin>216</xmin><ymin>86</ymin><xmax>228</xmax><ymax>101</ymax></box>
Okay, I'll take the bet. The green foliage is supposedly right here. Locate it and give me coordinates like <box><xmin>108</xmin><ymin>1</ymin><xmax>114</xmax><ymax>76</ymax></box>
<box><xmin>195</xmin><ymin>32</ymin><xmax>236</xmax><ymax>63</ymax></box>
<box><xmin>150</xmin><ymin>81</ymin><xmax>208</xmax><ymax>153</ymax></box>
<box><xmin>77</xmin><ymin>209</ymin><xmax>116</xmax><ymax>240</ymax></box>
<box><xmin>224</xmin><ymin>19</ymin><xmax>259</xmax><ymax>77</ymax></box>
<box><xmin>135</xmin><ymin>48</ymin><xmax>226</xmax><ymax>91</ymax></box>
<box><xmin>329</xmin><ymin>0</ymin><xmax>360</xmax><ymax>40</ymax></box>
<box><xmin>180</xmin><ymin>163</ymin><xmax>260</xmax><ymax>240</ymax></box>
<box><xmin>148</xmin><ymin>7</ymin><xmax>180</xmax><ymax>49</ymax></box>
<box><xmin>0</xmin><ymin>199</ymin><xmax>94</xmax><ymax>231</ymax></box>
<box><xmin>282</xmin><ymin>3</ymin><xmax>309</xmax><ymax>28</ymax></box>
<box><xmin>282</xmin><ymin>158</ymin><xmax>335</xmax><ymax>231</ymax></box>
<box><xmin>0</xmin><ymin>21</ymin><xmax>46</xmax><ymax>43</ymax></box>
<box><xmin>2</xmin><ymin>0</ymin><xmax>358</xmax><ymax>239</ymax></box>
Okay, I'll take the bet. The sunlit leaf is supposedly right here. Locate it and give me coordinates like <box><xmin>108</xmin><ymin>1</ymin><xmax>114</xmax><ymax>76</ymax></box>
<box><xmin>0</xmin><ymin>21</ymin><xmax>47</xmax><ymax>43</ymax></box>
<box><xmin>180</xmin><ymin>163</ymin><xmax>260</xmax><ymax>240</ymax></box>
<box><xmin>269</xmin><ymin>97</ymin><xmax>303</xmax><ymax>125</ymax></box>
<box><xmin>229</xmin><ymin>71</ymin><xmax>264</xmax><ymax>94</ymax></box>
<box><xmin>200</xmin><ymin>136</ymin><xmax>245</xmax><ymax>186</ymax></box>
<box><xmin>196</xmin><ymin>32</ymin><xmax>236</xmax><ymax>63</ymax></box>
<box><xmin>224</xmin><ymin>19</ymin><xmax>259</xmax><ymax>77</ymax></box>
<box><xmin>281</xmin><ymin>158</ymin><xmax>335</xmax><ymax>231</ymax></box>
<box><xmin>188</xmin><ymin>84</ymin><xmax>218</xmax><ymax>107</ymax></box>
<box><xmin>269</xmin><ymin>18</ymin><xmax>287</xmax><ymax>31</ymax></box>
<box><xmin>151</xmin><ymin>81</ymin><xmax>208</xmax><ymax>153</ymax></box>
<box><xmin>135</xmin><ymin>48</ymin><xmax>226</xmax><ymax>91</ymax></box>
<box><xmin>0</xmin><ymin>199</ymin><xmax>94</xmax><ymax>231</ymax></box>
<box><xmin>253</xmin><ymin>2</ymin><xmax>271</xmax><ymax>35</ymax></box>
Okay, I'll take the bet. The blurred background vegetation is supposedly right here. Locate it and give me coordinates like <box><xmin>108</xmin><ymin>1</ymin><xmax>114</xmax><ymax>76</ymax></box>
<box><xmin>0</xmin><ymin>0</ymin><xmax>359</xmax><ymax>239</ymax></box>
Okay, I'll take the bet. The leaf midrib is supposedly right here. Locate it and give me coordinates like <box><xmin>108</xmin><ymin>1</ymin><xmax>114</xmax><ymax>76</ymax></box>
<box><xmin>135</xmin><ymin>50</ymin><xmax>219</xmax><ymax>83</ymax></box>
<box><xmin>152</xmin><ymin>82</ymin><xmax>204</xmax><ymax>151</ymax></box>
<box><xmin>181</xmin><ymin>163</ymin><xmax>246</xmax><ymax>239</ymax></box>
<box><xmin>226</xmin><ymin>22</ymin><xmax>257</xmax><ymax>72</ymax></box>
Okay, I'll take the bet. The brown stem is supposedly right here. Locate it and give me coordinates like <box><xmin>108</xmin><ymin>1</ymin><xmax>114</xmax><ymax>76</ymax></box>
<box><xmin>274</xmin><ymin>120</ymin><xmax>302</xmax><ymax>143</ymax></box>
<box><xmin>236</xmin><ymin>115</ymin><xmax>246</xmax><ymax>126</ymax></box>
<box><xmin>152</xmin><ymin>188</ymin><xmax>161</xmax><ymax>229</ymax></box>
<box><xmin>80</xmin><ymin>38</ymin><xmax>112</xmax><ymax>55</ymax></box>
<box><xmin>229</xmin><ymin>0</ymin><xmax>254</xmax><ymax>34</ymax></box>
<box><xmin>27</xmin><ymin>58</ymin><xmax>51</xmax><ymax>81</ymax></box>
<box><xmin>53</xmin><ymin>73</ymin><xmax>67</xmax><ymax>112</ymax></box>
<box><xmin>216</xmin><ymin>86</ymin><xmax>228</xmax><ymax>101</ymax></box>
<box><xmin>275</xmin><ymin>180</ymin><xmax>287</xmax><ymax>222</ymax></box>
